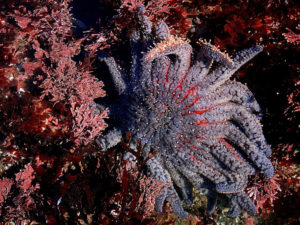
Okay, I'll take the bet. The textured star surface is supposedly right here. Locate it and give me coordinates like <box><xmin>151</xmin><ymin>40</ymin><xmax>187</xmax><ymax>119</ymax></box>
<box><xmin>97</xmin><ymin>5</ymin><xmax>274</xmax><ymax>218</ymax></box>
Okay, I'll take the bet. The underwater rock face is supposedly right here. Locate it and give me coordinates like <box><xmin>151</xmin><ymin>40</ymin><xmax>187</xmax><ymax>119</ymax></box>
<box><xmin>97</xmin><ymin>5</ymin><xmax>273</xmax><ymax>218</ymax></box>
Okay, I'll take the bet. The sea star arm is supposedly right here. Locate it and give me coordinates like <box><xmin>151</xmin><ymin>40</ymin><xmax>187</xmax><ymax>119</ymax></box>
<box><xmin>217</xmin><ymin>81</ymin><xmax>262</xmax><ymax>114</ymax></box>
<box><xmin>177</xmin><ymin>56</ymin><xmax>213</xmax><ymax>102</ymax></box>
<box><xmin>195</xmin><ymin>81</ymin><xmax>262</xmax><ymax>115</ymax></box>
<box><xmin>178</xmin><ymin>83</ymin><xmax>262</xmax><ymax>123</ymax></box>
<box><xmin>146</xmin><ymin>157</ymin><xmax>187</xmax><ymax>218</ymax></box>
<box><xmin>186</xmin><ymin>142</ymin><xmax>251</xmax><ymax>194</ymax></box>
<box><xmin>190</xmin><ymin>149</ymin><xmax>249</xmax><ymax>194</ymax></box>
<box><xmin>98</xmin><ymin>53</ymin><xmax>127</xmax><ymax>95</ymax></box>
<box><xmin>200</xmin><ymin>46</ymin><xmax>263</xmax><ymax>91</ymax></box>
<box><xmin>227</xmin><ymin>192</ymin><xmax>257</xmax><ymax>217</ymax></box>
<box><xmin>155</xmin><ymin>21</ymin><xmax>171</xmax><ymax>41</ymax></box>
<box><xmin>215</xmin><ymin>174</ymin><xmax>248</xmax><ymax>194</ymax></box>
<box><xmin>189</xmin><ymin>120</ymin><xmax>273</xmax><ymax>178</ymax></box>
<box><xmin>180</xmin><ymin>119</ymin><xmax>273</xmax><ymax>178</ymax></box>
<box><xmin>144</xmin><ymin>36</ymin><xmax>192</xmax><ymax>91</ymax></box>
<box><xmin>171</xmin><ymin>152</ymin><xmax>228</xmax><ymax>185</ymax></box>
<box><xmin>192</xmin><ymin>102</ymin><xmax>272</xmax><ymax>157</ymax></box>
<box><xmin>154</xmin><ymin>189</ymin><xmax>168</xmax><ymax>213</ymax></box>
<box><xmin>137</xmin><ymin>5</ymin><xmax>152</xmax><ymax>40</ymax></box>
<box><xmin>129</xmin><ymin>6</ymin><xmax>152</xmax><ymax>87</ymax></box>
<box><xmin>198</xmin><ymin>39</ymin><xmax>235</xmax><ymax>68</ymax></box>
<box><xmin>227</xmin><ymin>195</ymin><xmax>242</xmax><ymax>217</ymax></box>
<box><xmin>212</xmin><ymin>122</ymin><xmax>273</xmax><ymax>178</ymax></box>
<box><xmin>96</xmin><ymin>128</ymin><xmax>122</xmax><ymax>151</ymax></box>
<box><xmin>182</xmin><ymin>59</ymin><xmax>212</xmax><ymax>89</ymax></box>
<box><xmin>205</xmin><ymin>140</ymin><xmax>256</xmax><ymax>175</ymax></box>
<box><xmin>163</xmin><ymin>157</ymin><xmax>193</xmax><ymax>204</ymax></box>
<box><xmin>172</xmin><ymin>160</ymin><xmax>219</xmax><ymax>214</ymax></box>
<box><xmin>129</xmin><ymin>30</ymin><xmax>144</xmax><ymax>87</ymax></box>
<box><xmin>166</xmin><ymin>187</ymin><xmax>188</xmax><ymax>219</ymax></box>
<box><xmin>142</xmin><ymin>56</ymin><xmax>171</xmax><ymax>98</ymax></box>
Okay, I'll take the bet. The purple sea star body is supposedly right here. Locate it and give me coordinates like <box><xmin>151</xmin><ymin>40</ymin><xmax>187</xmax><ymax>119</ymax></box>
<box><xmin>97</xmin><ymin>6</ymin><xmax>274</xmax><ymax>218</ymax></box>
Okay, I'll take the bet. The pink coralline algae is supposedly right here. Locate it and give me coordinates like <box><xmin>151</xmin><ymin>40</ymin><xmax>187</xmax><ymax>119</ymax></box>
<box><xmin>97</xmin><ymin>5</ymin><xmax>274</xmax><ymax>218</ymax></box>
<box><xmin>0</xmin><ymin>163</ymin><xmax>39</xmax><ymax>221</ymax></box>
<box><xmin>283</xmin><ymin>25</ymin><xmax>300</xmax><ymax>45</ymax></box>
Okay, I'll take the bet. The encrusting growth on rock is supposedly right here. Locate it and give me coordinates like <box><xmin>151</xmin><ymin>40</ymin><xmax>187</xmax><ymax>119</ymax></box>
<box><xmin>97</xmin><ymin>5</ymin><xmax>273</xmax><ymax>219</ymax></box>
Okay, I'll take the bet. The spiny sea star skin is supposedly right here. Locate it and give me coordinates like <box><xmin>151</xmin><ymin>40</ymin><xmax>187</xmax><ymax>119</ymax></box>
<box><xmin>97</xmin><ymin>5</ymin><xmax>273</xmax><ymax>218</ymax></box>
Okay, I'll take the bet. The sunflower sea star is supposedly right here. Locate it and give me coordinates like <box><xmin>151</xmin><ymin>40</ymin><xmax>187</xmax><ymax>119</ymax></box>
<box><xmin>97</xmin><ymin>5</ymin><xmax>273</xmax><ymax>218</ymax></box>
